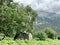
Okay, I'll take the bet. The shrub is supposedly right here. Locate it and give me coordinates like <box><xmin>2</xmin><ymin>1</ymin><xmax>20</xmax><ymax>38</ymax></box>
<box><xmin>35</xmin><ymin>31</ymin><xmax>47</xmax><ymax>40</ymax></box>
<box><xmin>58</xmin><ymin>35</ymin><xmax>60</xmax><ymax>40</ymax></box>
<box><xmin>44</xmin><ymin>27</ymin><xmax>57</xmax><ymax>39</ymax></box>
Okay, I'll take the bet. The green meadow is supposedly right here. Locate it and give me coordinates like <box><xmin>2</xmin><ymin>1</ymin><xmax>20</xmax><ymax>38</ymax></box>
<box><xmin>0</xmin><ymin>39</ymin><xmax>60</xmax><ymax>45</ymax></box>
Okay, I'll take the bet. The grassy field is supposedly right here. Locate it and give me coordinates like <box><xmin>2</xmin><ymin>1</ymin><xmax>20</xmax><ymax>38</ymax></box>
<box><xmin>0</xmin><ymin>39</ymin><xmax>60</xmax><ymax>45</ymax></box>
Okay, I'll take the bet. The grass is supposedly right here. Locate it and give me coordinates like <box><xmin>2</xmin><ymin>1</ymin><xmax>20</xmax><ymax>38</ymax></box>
<box><xmin>0</xmin><ymin>39</ymin><xmax>60</xmax><ymax>45</ymax></box>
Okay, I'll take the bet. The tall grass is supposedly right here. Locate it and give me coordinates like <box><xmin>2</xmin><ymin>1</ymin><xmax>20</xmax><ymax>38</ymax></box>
<box><xmin>0</xmin><ymin>39</ymin><xmax>60</xmax><ymax>45</ymax></box>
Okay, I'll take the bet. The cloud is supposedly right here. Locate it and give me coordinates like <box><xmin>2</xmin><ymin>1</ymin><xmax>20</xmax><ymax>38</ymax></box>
<box><xmin>14</xmin><ymin>0</ymin><xmax>33</xmax><ymax>5</ymax></box>
<box><xmin>13</xmin><ymin>0</ymin><xmax>60</xmax><ymax>14</ymax></box>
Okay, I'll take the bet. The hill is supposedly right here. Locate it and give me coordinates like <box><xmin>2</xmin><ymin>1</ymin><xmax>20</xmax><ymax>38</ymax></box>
<box><xmin>34</xmin><ymin>11</ymin><xmax>60</xmax><ymax>33</ymax></box>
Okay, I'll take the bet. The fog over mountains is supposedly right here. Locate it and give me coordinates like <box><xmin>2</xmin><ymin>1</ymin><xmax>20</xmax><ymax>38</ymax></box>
<box><xmin>14</xmin><ymin>0</ymin><xmax>60</xmax><ymax>32</ymax></box>
<box><xmin>34</xmin><ymin>11</ymin><xmax>60</xmax><ymax>33</ymax></box>
<box><xmin>14</xmin><ymin>0</ymin><xmax>60</xmax><ymax>14</ymax></box>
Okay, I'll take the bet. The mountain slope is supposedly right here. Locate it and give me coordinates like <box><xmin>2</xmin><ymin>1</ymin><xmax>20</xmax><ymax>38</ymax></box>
<box><xmin>34</xmin><ymin>11</ymin><xmax>60</xmax><ymax>33</ymax></box>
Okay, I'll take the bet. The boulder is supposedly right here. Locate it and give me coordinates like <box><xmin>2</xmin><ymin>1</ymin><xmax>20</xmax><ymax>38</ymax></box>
<box><xmin>14</xmin><ymin>32</ymin><xmax>33</xmax><ymax>40</ymax></box>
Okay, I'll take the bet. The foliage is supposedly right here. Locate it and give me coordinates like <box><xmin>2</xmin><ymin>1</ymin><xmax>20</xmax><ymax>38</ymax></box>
<box><xmin>0</xmin><ymin>33</ymin><xmax>5</xmax><ymax>41</ymax></box>
<box><xmin>0</xmin><ymin>0</ymin><xmax>38</xmax><ymax>37</ymax></box>
<box><xmin>0</xmin><ymin>39</ymin><xmax>60</xmax><ymax>45</ymax></box>
<box><xmin>57</xmin><ymin>33</ymin><xmax>60</xmax><ymax>40</ymax></box>
<box><xmin>0</xmin><ymin>0</ymin><xmax>13</xmax><ymax>6</ymax></box>
<box><xmin>33</xmin><ymin>31</ymin><xmax>47</xmax><ymax>40</ymax></box>
<box><xmin>44</xmin><ymin>27</ymin><xmax>57</xmax><ymax>39</ymax></box>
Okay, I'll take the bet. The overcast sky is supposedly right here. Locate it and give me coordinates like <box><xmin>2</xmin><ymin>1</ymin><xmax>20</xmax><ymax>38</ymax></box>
<box><xmin>13</xmin><ymin>0</ymin><xmax>60</xmax><ymax>14</ymax></box>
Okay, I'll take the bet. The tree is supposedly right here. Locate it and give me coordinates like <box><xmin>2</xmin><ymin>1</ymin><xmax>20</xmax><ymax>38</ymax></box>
<box><xmin>0</xmin><ymin>1</ymin><xmax>38</xmax><ymax>37</ymax></box>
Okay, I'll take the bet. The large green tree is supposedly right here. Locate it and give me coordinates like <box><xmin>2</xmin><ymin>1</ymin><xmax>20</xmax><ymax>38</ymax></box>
<box><xmin>0</xmin><ymin>0</ymin><xmax>38</xmax><ymax>37</ymax></box>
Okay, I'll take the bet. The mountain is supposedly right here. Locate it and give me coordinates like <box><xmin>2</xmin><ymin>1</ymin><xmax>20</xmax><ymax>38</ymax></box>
<box><xmin>34</xmin><ymin>11</ymin><xmax>60</xmax><ymax>33</ymax></box>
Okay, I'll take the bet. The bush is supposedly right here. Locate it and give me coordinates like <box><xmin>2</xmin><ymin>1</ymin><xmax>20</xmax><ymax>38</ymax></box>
<box><xmin>44</xmin><ymin>27</ymin><xmax>57</xmax><ymax>39</ymax></box>
<box><xmin>35</xmin><ymin>31</ymin><xmax>47</xmax><ymax>40</ymax></box>
<box><xmin>58</xmin><ymin>35</ymin><xmax>60</xmax><ymax>40</ymax></box>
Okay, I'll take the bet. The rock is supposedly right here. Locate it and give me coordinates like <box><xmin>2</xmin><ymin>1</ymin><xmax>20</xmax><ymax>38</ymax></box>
<box><xmin>27</xmin><ymin>33</ymin><xmax>32</xmax><ymax>40</ymax></box>
<box><xmin>14</xmin><ymin>32</ymin><xmax>33</xmax><ymax>40</ymax></box>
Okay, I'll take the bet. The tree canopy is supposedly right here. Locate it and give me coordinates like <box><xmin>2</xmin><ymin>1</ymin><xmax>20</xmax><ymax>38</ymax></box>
<box><xmin>0</xmin><ymin>0</ymin><xmax>38</xmax><ymax>37</ymax></box>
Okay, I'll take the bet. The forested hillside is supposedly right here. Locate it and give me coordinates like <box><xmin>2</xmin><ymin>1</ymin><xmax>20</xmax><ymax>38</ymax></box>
<box><xmin>34</xmin><ymin>11</ymin><xmax>60</xmax><ymax>33</ymax></box>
